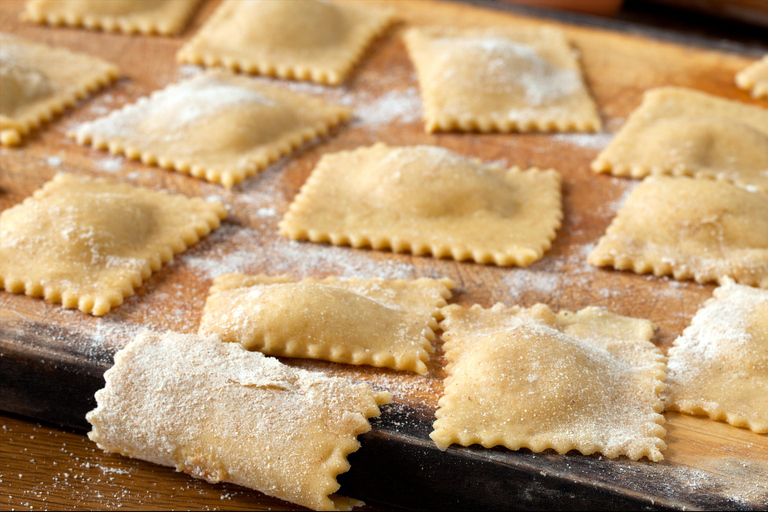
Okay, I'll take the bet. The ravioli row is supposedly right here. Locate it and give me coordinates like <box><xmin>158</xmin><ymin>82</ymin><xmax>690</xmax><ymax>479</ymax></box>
<box><xmin>2</xmin><ymin>150</ymin><xmax>766</xmax><ymax>321</ymax></box>
<box><xmin>4</xmin><ymin>8</ymin><xmax>768</xmax><ymax>196</ymax></box>
<box><xmin>86</xmin><ymin>274</ymin><xmax>767</xmax><ymax>512</ymax></box>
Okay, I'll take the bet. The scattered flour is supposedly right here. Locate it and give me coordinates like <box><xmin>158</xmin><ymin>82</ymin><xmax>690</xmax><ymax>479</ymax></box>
<box><xmin>45</xmin><ymin>155</ymin><xmax>62</xmax><ymax>167</ymax></box>
<box><xmin>96</xmin><ymin>156</ymin><xmax>124</xmax><ymax>173</ymax></box>
<box><xmin>352</xmin><ymin>87</ymin><xmax>423</xmax><ymax>126</ymax></box>
<box><xmin>553</xmin><ymin>132</ymin><xmax>613</xmax><ymax>151</ymax></box>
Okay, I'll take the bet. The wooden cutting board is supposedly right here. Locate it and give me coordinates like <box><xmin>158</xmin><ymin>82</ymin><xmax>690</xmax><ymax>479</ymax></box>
<box><xmin>1</xmin><ymin>0</ymin><xmax>766</xmax><ymax>509</ymax></box>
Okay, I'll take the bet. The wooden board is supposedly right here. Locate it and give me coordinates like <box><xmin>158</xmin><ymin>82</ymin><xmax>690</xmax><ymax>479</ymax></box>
<box><xmin>1</xmin><ymin>0</ymin><xmax>767</xmax><ymax>509</ymax></box>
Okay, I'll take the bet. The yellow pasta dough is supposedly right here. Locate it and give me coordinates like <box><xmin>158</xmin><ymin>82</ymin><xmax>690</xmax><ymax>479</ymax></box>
<box><xmin>22</xmin><ymin>0</ymin><xmax>201</xmax><ymax>35</ymax></box>
<box><xmin>736</xmin><ymin>55</ymin><xmax>768</xmax><ymax>99</ymax></box>
<box><xmin>279</xmin><ymin>143</ymin><xmax>562</xmax><ymax>266</ymax></box>
<box><xmin>588</xmin><ymin>176</ymin><xmax>768</xmax><ymax>288</ymax></box>
<box><xmin>0</xmin><ymin>173</ymin><xmax>227</xmax><ymax>315</ymax></box>
<box><xmin>403</xmin><ymin>26</ymin><xmax>601</xmax><ymax>133</ymax></box>
<box><xmin>0</xmin><ymin>32</ymin><xmax>118</xmax><ymax>146</ymax></box>
<box><xmin>72</xmin><ymin>71</ymin><xmax>351</xmax><ymax>187</ymax></box>
<box><xmin>665</xmin><ymin>279</ymin><xmax>768</xmax><ymax>433</ymax></box>
<box><xmin>592</xmin><ymin>87</ymin><xmax>768</xmax><ymax>192</ymax></box>
<box><xmin>433</xmin><ymin>303</ymin><xmax>666</xmax><ymax>461</ymax></box>
<box><xmin>177</xmin><ymin>0</ymin><xmax>395</xmax><ymax>85</ymax></box>
<box><xmin>87</xmin><ymin>330</ymin><xmax>391</xmax><ymax>511</ymax></box>
<box><xmin>199</xmin><ymin>274</ymin><xmax>453</xmax><ymax>374</ymax></box>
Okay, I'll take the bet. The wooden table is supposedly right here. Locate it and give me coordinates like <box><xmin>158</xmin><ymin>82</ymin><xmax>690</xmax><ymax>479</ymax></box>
<box><xmin>1</xmin><ymin>0</ymin><xmax>767</xmax><ymax>510</ymax></box>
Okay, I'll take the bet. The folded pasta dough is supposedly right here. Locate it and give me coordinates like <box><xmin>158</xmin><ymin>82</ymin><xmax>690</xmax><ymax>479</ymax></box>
<box><xmin>199</xmin><ymin>273</ymin><xmax>452</xmax><ymax>374</ymax></box>
<box><xmin>87</xmin><ymin>331</ymin><xmax>391</xmax><ymax>511</ymax></box>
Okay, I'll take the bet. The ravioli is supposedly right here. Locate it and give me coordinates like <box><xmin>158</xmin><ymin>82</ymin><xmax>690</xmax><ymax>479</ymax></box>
<box><xmin>0</xmin><ymin>32</ymin><xmax>118</xmax><ymax>146</ymax></box>
<box><xmin>177</xmin><ymin>0</ymin><xmax>394</xmax><ymax>84</ymax></box>
<box><xmin>279</xmin><ymin>143</ymin><xmax>562</xmax><ymax>266</ymax></box>
<box><xmin>588</xmin><ymin>176</ymin><xmax>768</xmax><ymax>288</ymax></box>
<box><xmin>403</xmin><ymin>26</ymin><xmax>601</xmax><ymax>133</ymax></box>
<box><xmin>592</xmin><ymin>87</ymin><xmax>768</xmax><ymax>192</ymax></box>
<box><xmin>87</xmin><ymin>330</ymin><xmax>391</xmax><ymax>511</ymax></box>
<box><xmin>199</xmin><ymin>274</ymin><xmax>453</xmax><ymax>374</ymax></box>
<box><xmin>736</xmin><ymin>55</ymin><xmax>768</xmax><ymax>99</ymax></box>
<box><xmin>433</xmin><ymin>303</ymin><xmax>666</xmax><ymax>461</ymax></box>
<box><xmin>72</xmin><ymin>72</ymin><xmax>351</xmax><ymax>187</ymax></box>
<box><xmin>22</xmin><ymin>0</ymin><xmax>201</xmax><ymax>35</ymax></box>
<box><xmin>0</xmin><ymin>173</ymin><xmax>226</xmax><ymax>315</ymax></box>
<box><xmin>665</xmin><ymin>279</ymin><xmax>768</xmax><ymax>433</ymax></box>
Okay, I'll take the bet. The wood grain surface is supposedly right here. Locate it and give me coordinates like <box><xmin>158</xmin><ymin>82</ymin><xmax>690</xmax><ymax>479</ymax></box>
<box><xmin>1</xmin><ymin>0</ymin><xmax>767</xmax><ymax>510</ymax></box>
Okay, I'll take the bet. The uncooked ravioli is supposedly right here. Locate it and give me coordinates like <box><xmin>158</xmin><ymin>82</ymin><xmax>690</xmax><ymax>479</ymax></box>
<box><xmin>279</xmin><ymin>143</ymin><xmax>562</xmax><ymax>266</ymax></box>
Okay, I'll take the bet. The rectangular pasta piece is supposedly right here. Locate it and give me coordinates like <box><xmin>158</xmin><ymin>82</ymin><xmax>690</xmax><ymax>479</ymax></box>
<box><xmin>177</xmin><ymin>0</ymin><xmax>395</xmax><ymax>85</ymax></box>
<box><xmin>0</xmin><ymin>32</ymin><xmax>118</xmax><ymax>146</ymax></box>
<box><xmin>0</xmin><ymin>173</ymin><xmax>226</xmax><ymax>315</ymax></box>
<box><xmin>591</xmin><ymin>87</ymin><xmax>768</xmax><ymax>192</ymax></box>
<box><xmin>736</xmin><ymin>55</ymin><xmax>768</xmax><ymax>100</ymax></box>
<box><xmin>22</xmin><ymin>0</ymin><xmax>201</xmax><ymax>36</ymax></box>
<box><xmin>403</xmin><ymin>26</ymin><xmax>601</xmax><ymax>133</ymax></box>
<box><xmin>199</xmin><ymin>273</ymin><xmax>453</xmax><ymax>374</ymax></box>
<box><xmin>665</xmin><ymin>278</ymin><xmax>768</xmax><ymax>433</ymax></box>
<box><xmin>588</xmin><ymin>176</ymin><xmax>768</xmax><ymax>288</ymax></box>
<box><xmin>71</xmin><ymin>71</ymin><xmax>350</xmax><ymax>187</ymax></box>
<box><xmin>433</xmin><ymin>303</ymin><xmax>666</xmax><ymax>461</ymax></box>
<box><xmin>279</xmin><ymin>143</ymin><xmax>562</xmax><ymax>267</ymax></box>
<box><xmin>87</xmin><ymin>331</ymin><xmax>391</xmax><ymax>511</ymax></box>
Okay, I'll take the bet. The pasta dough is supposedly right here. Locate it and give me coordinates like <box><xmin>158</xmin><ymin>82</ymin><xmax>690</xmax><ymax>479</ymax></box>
<box><xmin>87</xmin><ymin>330</ymin><xmax>391</xmax><ymax>511</ymax></box>
<box><xmin>72</xmin><ymin>71</ymin><xmax>351</xmax><ymax>187</ymax></box>
<box><xmin>736</xmin><ymin>55</ymin><xmax>768</xmax><ymax>99</ymax></box>
<box><xmin>588</xmin><ymin>176</ymin><xmax>768</xmax><ymax>288</ymax></box>
<box><xmin>177</xmin><ymin>0</ymin><xmax>394</xmax><ymax>84</ymax></box>
<box><xmin>403</xmin><ymin>26</ymin><xmax>601</xmax><ymax>133</ymax></box>
<box><xmin>22</xmin><ymin>0</ymin><xmax>201</xmax><ymax>35</ymax></box>
<box><xmin>665</xmin><ymin>279</ymin><xmax>768</xmax><ymax>433</ymax></box>
<box><xmin>592</xmin><ymin>87</ymin><xmax>768</xmax><ymax>192</ymax></box>
<box><xmin>0</xmin><ymin>32</ymin><xmax>118</xmax><ymax>146</ymax></box>
<box><xmin>0</xmin><ymin>173</ymin><xmax>227</xmax><ymax>315</ymax></box>
<box><xmin>279</xmin><ymin>143</ymin><xmax>562</xmax><ymax>266</ymax></box>
<box><xmin>199</xmin><ymin>274</ymin><xmax>453</xmax><ymax>374</ymax></box>
<box><xmin>433</xmin><ymin>303</ymin><xmax>666</xmax><ymax>461</ymax></box>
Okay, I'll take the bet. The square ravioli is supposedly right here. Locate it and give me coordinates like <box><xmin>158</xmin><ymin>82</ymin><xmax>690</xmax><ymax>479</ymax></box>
<box><xmin>0</xmin><ymin>173</ymin><xmax>226</xmax><ymax>315</ymax></box>
<box><xmin>0</xmin><ymin>32</ymin><xmax>118</xmax><ymax>146</ymax></box>
<box><xmin>588</xmin><ymin>176</ymin><xmax>768</xmax><ymax>288</ymax></box>
<box><xmin>23</xmin><ymin>0</ymin><xmax>201</xmax><ymax>36</ymax></box>
<box><xmin>87</xmin><ymin>331</ymin><xmax>391</xmax><ymax>511</ymax></box>
<box><xmin>665</xmin><ymin>279</ymin><xmax>768</xmax><ymax>433</ymax></box>
<box><xmin>591</xmin><ymin>87</ymin><xmax>768</xmax><ymax>192</ymax></box>
<box><xmin>403</xmin><ymin>26</ymin><xmax>601</xmax><ymax>133</ymax></box>
<box><xmin>279</xmin><ymin>144</ymin><xmax>562</xmax><ymax>266</ymax></box>
<box><xmin>72</xmin><ymin>72</ymin><xmax>351</xmax><ymax>187</ymax></box>
<box><xmin>433</xmin><ymin>303</ymin><xmax>666</xmax><ymax>461</ymax></box>
<box><xmin>177</xmin><ymin>0</ymin><xmax>395</xmax><ymax>85</ymax></box>
<box><xmin>736</xmin><ymin>55</ymin><xmax>768</xmax><ymax>99</ymax></box>
<box><xmin>199</xmin><ymin>273</ymin><xmax>453</xmax><ymax>374</ymax></box>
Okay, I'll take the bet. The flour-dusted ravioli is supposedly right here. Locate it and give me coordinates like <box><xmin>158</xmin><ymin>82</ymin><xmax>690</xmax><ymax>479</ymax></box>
<box><xmin>177</xmin><ymin>0</ymin><xmax>394</xmax><ymax>85</ymax></box>
<box><xmin>403</xmin><ymin>26</ymin><xmax>601</xmax><ymax>133</ymax></box>
<box><xmin>23</xmin><ymin>0</ymin><xmax>201</xmax><ymax>35</ymax></box>
<box><xmin>592</xmin><ymin>87</ymin><xmax>768</xmax><ymax>192</ymax></box>
<box><xmin>736</xmin><ymin>55</ymin><xmax>768</xmax><ymax>99</ymax></box>
<box><xmin>87</xmin><ymin>331</ymin><xmax>391</xmax><ymax>511</ymax></box>
<box><xmin>199</xmin><ymin>274</ymin><xmax>453</xmax><ymax>374</ymax></box>
<box><xmin>0</xmin><ymin>173</ymin><xmax>226</xmax><ymax>315</ymax></box>
<box><xmin>280</xmin><ymin>144</ymin><xmax>562</xmax><ymax>266</ymax></box>
<box><xmin>588</xmin><ymin>176</ymin><xmax>768</xmax><ymax>288</ymax></box>
<box><xmin>72</xmin><ymin>72</ymin><xmax>350</xmax><ymax>187</ymax></box>
<box><xmin>433</xmin><ymin>303</ymin><xmax>666</xmax><ymax>461</ymax></box>
<box><xmin>0</xmin><ymin>32</ymin><xmax>118</xmax><ymax>146</ymax></box>
<box><xmin>665</xmin><ymin>279</ymin><xmax>768</xmax><ymax>433</ymax></box>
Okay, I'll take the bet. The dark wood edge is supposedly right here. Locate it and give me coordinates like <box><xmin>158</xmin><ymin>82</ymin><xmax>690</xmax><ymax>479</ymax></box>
<box><xmin>450</xmin><ymin>0</ymin><xmax>768</xmax><ymax>55</ymax></box>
